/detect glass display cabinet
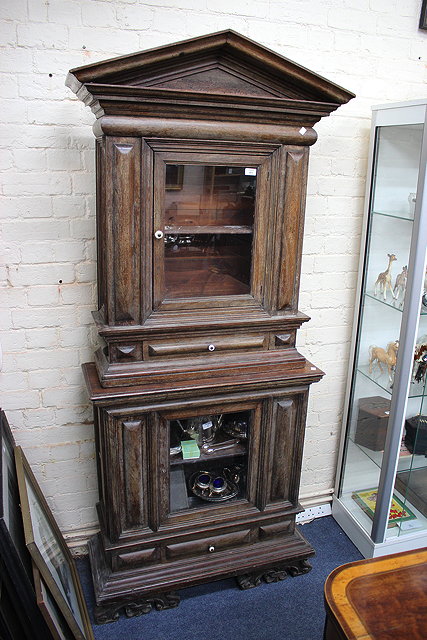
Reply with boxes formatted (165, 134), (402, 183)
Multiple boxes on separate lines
(67, 31), (353, 623)
(333, 99), (427, 557)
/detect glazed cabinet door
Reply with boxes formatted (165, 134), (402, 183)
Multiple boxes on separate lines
(154, 400), (262, 528)
(149, 140), (310, 318)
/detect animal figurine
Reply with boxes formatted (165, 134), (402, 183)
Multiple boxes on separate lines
(374, 253), (397, 301)
(368, 340), (399, 385)
(393, 265), (407, 305)
(413, 340), (427, 385)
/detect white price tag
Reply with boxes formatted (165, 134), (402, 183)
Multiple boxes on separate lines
(245, 168), (257, 176)
(202, 421), (213, 430)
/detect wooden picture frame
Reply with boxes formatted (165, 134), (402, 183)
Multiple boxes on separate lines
(14, 446), (94, 640)
(0, 410), (49, 640)
(420, 0), (427, 29)
(33, 564), (75, 640)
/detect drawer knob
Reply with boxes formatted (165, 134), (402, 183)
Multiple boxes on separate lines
(208, 545), (215, 552)
(208, 344), (216, 352)
(154, 230), (164, 239)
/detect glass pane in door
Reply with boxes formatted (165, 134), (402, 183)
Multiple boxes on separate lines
(163, 165), (256, 298)
(169, 409), (251, 513)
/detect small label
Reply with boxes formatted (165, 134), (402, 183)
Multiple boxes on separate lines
(202, 421), (213, 431)
(245, 168), (257, 176)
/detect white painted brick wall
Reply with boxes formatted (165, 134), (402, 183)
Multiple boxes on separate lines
(1, 0), (426, 542)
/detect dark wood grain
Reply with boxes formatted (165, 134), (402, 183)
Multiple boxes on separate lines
(122, 420), (145, 530)
(108, 138), (141, 324)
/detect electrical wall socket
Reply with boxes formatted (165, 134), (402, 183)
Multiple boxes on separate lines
(296, 503), (332, 523)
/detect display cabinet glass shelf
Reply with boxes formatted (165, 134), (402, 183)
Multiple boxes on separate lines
(333, 99), (427, 557)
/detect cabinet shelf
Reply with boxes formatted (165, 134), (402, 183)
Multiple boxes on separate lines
(350, 435), (427, 474)
(170, 442), (246, 466)
(364, 292), (427, 316)
(364, 292), (404, 312)
(357, 366), (427, 398)
(371, 210), (414, 223)
(165, 225), (253, 234)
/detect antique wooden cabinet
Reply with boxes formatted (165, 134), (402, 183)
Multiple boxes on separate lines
(67, 31), (354, 623)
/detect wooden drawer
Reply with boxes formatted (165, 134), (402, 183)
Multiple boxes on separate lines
(145, 333), (267, 359)
(259, 520), (293, 539)
(165, 529), (252, 560)
(113, 547), (159, 570)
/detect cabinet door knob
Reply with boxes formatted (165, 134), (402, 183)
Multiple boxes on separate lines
(208, 344), (216, 352)
(154, 230), (164, 239)
(208, 545), (215, 552)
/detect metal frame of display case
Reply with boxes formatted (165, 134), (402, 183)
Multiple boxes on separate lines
(333, 99), (427, 558)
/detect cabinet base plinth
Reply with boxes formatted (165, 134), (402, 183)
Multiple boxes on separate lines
(88, 528), (314, 624)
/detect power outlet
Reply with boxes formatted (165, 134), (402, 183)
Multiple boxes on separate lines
(296, 503), (332, 523)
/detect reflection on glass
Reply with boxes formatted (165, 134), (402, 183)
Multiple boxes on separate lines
(169, 410), (250, 512)
(372, 124), (423, 218)
(393, 405), (427, 538)
(163, 165), (256, 298)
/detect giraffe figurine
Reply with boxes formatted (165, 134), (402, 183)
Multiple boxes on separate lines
(374, 253), (397, 300)
(393, 265), (407, 306)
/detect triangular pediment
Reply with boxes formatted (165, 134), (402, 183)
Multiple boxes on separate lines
(66, 30), (354, 124)
(133, 65), (285, 99)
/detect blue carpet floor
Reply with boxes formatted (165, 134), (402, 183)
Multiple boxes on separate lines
(76, 516), (363, 640)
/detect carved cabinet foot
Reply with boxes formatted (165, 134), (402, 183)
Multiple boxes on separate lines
(236, 559), (312, 590)
(287, 558), (312, 577)
(94, 592), (181, 624)
(263, 567), (288, 583)
(151, 592), (180, 611)
(124, 601), (153, 618)
(94, 603), (122, 625)
(236, 572), (263, 589)
(236, 566), (288, 590)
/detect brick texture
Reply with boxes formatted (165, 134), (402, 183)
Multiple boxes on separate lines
(1, 0), (425, 544)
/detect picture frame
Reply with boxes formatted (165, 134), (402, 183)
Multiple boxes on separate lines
(15, 445), (94, 640)
(420, 0), (427, 30)
(0, 410), (49, 640)
(33, 564), (75, 640)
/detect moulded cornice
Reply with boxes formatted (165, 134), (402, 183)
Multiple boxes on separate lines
(66, 30), (354, 126)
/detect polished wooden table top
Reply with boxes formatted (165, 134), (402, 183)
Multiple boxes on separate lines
(324, 548), (427, 640)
